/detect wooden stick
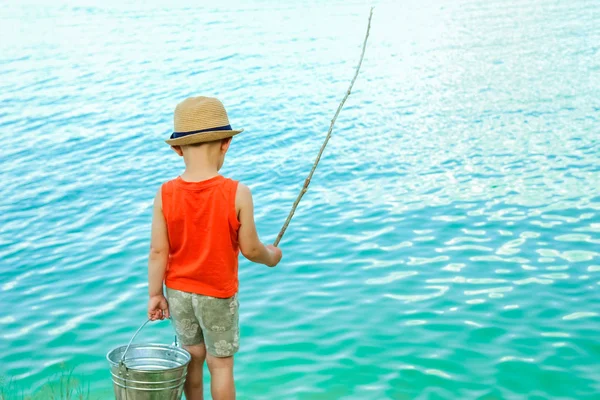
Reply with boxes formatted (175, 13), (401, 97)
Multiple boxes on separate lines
(274, 7), (374, 247)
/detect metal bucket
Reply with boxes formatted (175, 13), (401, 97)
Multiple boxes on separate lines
(107, 321), (191, 400)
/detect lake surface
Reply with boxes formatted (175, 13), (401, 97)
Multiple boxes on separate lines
(1, 0), (599, 398)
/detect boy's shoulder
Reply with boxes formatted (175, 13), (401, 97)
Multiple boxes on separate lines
(159, 176), (179, 192)
(234, 182), (253, 208)
(234, 180), (250, 193)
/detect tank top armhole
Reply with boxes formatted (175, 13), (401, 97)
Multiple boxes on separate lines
(160, 181), (170, 221)
(229, 180), (241, 231)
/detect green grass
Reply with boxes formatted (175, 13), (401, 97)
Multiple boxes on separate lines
(0, 369), (91, 400)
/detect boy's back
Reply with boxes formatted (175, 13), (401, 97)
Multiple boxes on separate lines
(162, 175), (240, 298)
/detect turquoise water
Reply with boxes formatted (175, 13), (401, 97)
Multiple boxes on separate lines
(1, 0), (599, 398)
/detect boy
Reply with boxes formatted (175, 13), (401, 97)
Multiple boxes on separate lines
(146, 96), (283, 400)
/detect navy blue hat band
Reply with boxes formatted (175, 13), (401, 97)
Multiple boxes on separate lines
(170, 124), (233, 140)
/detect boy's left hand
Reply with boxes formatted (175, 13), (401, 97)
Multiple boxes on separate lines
(148, 295), (170, 321)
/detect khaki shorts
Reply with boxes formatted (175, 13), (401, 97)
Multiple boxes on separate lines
(166, 287), (239, 357)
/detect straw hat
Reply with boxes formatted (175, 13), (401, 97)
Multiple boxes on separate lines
(165, 96), (243, 146)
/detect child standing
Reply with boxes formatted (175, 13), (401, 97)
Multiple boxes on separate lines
(147, 96), (283, 400)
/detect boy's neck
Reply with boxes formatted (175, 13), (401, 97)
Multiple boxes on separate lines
(179, 142), (225, 182)
(181, 154), (220, 182)
(180, 168), (219, 182)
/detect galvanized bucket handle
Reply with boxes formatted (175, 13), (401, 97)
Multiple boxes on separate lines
(116, 319), (180, 400)
(120, 319), (151, 364)
(120, 319), (178, 365)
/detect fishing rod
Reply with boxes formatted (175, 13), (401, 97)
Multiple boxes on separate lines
(274, 7), (374, 247)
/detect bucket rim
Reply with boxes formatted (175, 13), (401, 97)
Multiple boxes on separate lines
(106, 342), (191, 371)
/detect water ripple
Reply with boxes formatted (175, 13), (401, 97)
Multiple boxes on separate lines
(1, 0), (599, 398)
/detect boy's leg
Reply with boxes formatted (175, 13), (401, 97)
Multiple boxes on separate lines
(165, 288), (206, 400)
(207, 354), (235, 400)
(183, 344), (207, 400)
(198, 294), (240, 400)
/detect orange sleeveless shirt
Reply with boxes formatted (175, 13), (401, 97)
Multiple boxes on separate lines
(162, 175), (240, 298)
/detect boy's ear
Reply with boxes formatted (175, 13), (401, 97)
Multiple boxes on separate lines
(221, 137), (232, 152)
(171, 145), (184, 156)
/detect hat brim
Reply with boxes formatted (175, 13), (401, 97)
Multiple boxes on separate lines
(165, 129), (244, 146)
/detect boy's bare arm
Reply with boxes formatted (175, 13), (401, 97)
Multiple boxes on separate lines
(236, 183), (282, 267)
(147, 188), (170, 320)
